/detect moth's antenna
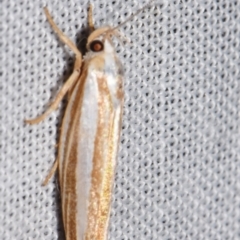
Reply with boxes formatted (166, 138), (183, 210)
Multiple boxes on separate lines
(112, 0), (155, 31)
(99, 0), (155, 42)
(88, 4), (95, 31)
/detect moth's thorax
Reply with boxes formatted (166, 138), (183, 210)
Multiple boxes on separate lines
(83, 26), (123, 76)
(83, 51), (122, 104)
(84, 37), (122, 74)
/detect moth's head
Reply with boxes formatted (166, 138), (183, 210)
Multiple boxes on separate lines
(86, 27), (117, 54)
(85, 1), (153, 54)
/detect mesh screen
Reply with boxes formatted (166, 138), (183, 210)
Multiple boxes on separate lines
(1, 0), (240, 239)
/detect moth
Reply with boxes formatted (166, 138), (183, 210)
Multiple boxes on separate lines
(25, 3), (152, 240)
(25, 5), (123, 240)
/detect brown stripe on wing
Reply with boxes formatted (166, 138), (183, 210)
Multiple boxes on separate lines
(96, 111), (116, 239)
(84, 75), (113, 240)
(96, 77), (124, 239)
(58, 68), (87, 240)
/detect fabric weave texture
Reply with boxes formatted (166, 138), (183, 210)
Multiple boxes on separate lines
(1, 0), (240, 239)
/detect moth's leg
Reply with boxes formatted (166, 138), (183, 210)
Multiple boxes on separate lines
(42, 159), (58, 186)
(24, 70), (80, 124)
(25, 8), (82, 125)
(42, 133), (60, 185)
(44, 7), (82, 71)
(88, 4), (95, 31)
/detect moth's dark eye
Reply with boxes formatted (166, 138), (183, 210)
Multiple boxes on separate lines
(89, 40), (104, 52)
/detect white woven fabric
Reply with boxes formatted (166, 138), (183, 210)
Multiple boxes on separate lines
(1, 0), (240, 239)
